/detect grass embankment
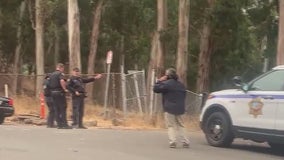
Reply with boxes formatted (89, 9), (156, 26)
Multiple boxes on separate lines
(12, 95), (200, 131)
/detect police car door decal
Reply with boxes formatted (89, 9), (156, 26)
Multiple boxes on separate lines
(248, 97), (263, 118)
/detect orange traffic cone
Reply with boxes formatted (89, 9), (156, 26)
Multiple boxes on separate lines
(40, 93), (45, 119)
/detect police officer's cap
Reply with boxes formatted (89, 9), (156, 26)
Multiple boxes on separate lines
(73, 67), (80, 72)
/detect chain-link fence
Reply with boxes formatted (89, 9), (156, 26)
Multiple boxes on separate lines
(121, 70), (203, 117)
(123, 70), (147, 115)
(0, 71), (203, 118)
(0, 74), (45, 97)
(150, 90), (202, 116)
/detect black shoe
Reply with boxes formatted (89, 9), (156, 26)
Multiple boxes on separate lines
(78, 125), (88, 129)
(169, 142), (177, 148)
(183, 142), (190, 148)
(58, 125), (72, 129)
(73, 125), (87, 129)
(47, 125), (56, 128)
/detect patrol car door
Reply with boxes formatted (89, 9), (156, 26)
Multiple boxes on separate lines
(275, 73), (284, 132)
(233, 70), (284, 131)
(275, 95), (284, 132)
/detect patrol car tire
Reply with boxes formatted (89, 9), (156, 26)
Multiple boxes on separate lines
(0, 115), (4, 125)
(205, 112), (234, 147)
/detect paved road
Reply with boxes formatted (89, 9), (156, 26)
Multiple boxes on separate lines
(0, 125), (283, 160)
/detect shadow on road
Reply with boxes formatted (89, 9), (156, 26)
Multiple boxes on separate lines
(231, 143), (284, 157)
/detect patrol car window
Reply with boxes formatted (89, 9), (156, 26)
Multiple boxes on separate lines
(250, 70), (284, 91)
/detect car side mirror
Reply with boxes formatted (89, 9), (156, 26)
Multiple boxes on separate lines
(232, 76), (249, 92)
(242, 84), (249, 92)
(232, 76), (242, 87)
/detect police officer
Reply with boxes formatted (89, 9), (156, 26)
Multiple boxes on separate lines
(49, 63), (71, 129)
(67, 67), (102, 129)
(43, 73), (55, 128)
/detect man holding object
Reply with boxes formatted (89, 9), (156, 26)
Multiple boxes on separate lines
(153, 68), (190, 148)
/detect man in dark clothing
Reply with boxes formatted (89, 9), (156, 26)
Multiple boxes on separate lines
(43, 73), (55, 128)
(153, 68), (190, 148)
(49, 63), (71, 129)
(67, 67), (102, 129)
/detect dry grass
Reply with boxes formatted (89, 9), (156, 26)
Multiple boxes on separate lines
(12, 95), (201, 131)
(14, 95), (40, 115)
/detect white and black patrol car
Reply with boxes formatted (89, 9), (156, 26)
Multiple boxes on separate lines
(200, 65), (284, 150)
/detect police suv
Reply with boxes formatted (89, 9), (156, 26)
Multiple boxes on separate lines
(200, 65), (284, 149)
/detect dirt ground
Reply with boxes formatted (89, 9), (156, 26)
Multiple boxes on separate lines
(7, 95), (200, 131)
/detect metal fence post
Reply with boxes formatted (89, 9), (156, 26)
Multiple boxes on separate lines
(4, 84), (8, 97)
(149, 69), (155, 116)
(142, 69), (147, 114)
(133, 72), (143, 116)
(104, 64), (111, 119)
(121, 65), (127, 117)
(104, 50), (113, 119)
(111, 73), (116, 118)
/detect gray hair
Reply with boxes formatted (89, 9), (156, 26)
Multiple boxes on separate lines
(165, 68), (178, 80)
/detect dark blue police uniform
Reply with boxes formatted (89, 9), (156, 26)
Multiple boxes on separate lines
(49, 70), (70, 129)
(67, 76), (95, 128)
(43, 75), (55, 128)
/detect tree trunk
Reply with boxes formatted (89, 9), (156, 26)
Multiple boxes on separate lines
(146, 32), (158, 116)
(196, 0), (214, 93)
(147, 32), (159, 95)
(54, 26), (60, 67)
(146, 0), (168, 116)
(86, 0), (105, 102)
(0, 9), (2, 56)
(176, 0), (190, 87)
(156, 0), (167, 76)
(0, 8), (1, 28)
(46, 38), (53, 56)
(35, 0), (44, 97)
(12, 0), (26, 95)
(146, 0), (168, 92)
(277, 0), (284, 65)
(68, 0), (81, 72)
(196, 25), (213, 93)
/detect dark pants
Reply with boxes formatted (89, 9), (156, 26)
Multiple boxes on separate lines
(51, 91), (68, 127)
(45, 96), (55, 127)
(72, 96), (85, 127)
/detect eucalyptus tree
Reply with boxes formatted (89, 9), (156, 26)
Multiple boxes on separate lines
(35, 0), (45, 96)
(196, 0), (215, 93)
(86, 0), (107, 101)
(147, 0), (168, 96)
(209, 0), (262, 91)
(277, 0), (284, 65)
(176, 0), (190, 86)
(12, 0), (27, 94)
(68, 0), (81, 72)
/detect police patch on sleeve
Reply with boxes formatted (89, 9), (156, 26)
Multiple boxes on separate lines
(248, 97), (263, 118)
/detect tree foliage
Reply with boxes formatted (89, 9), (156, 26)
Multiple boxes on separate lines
(0, 0), (282, 92)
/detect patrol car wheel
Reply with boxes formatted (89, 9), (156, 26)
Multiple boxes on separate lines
(0, 115), (4, 125)
(205, 112), (234, 147)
